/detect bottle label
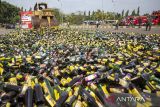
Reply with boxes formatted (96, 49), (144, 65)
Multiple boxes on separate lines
(0, 67), (4, 75)
(16, 74), (23, 80)
(156, 85), (160, 90)
(119, 79), (129, 88)
(145, 85), (151, 91)
(85, 74), (97, 81)
(82, 101), (88, 107)
(110, 88), (122, 93)
(107, 75), (115, 81)
(131, 88), (142, 98)
(54, 89), (59, 100)
(89, 91), (96, 99)
(45, 94), (56, 107)
(66, 95), (73, 103)
(81, 92), (88, 101)
(9, 77), (17, 85)
(75, 100), (82, 107)
(21, 85), (28, 94)
(6, 102), (11, 107)
(101, 85), (109, 96)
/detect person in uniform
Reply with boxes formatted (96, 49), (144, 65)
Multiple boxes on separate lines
(96, 21), (100, 28)
(138, 17), (142, 28)
(115, 20), (119, 30)
(146, 15), (152, 31)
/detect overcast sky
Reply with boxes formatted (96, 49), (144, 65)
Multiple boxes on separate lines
(2, 0), (160, 15)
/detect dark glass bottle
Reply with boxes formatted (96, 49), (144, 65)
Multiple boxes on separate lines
(80, 88), (99, 107)
(25, 86), (33, 107)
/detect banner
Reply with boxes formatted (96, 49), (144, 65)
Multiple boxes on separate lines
(20, 11), (33, 29)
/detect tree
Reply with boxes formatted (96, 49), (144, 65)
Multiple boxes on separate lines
(83, 11), (86, 21)
(70, 13), (84, 24)
(20, 7), (23, 11)
(29, 7), (32, 11)
(121, 10), (124, 17)
(137, 7), (140, 16)
(0, 1), (20, 24)
(131, 9), (136, 16)
(91, 11), (95, 20)
(52, 8), (63, 23)
(88, 11), (91, 17)
(115, 13), (121, 20)
(84, 11), (86, 16)
(125, 10), (129, 17)
(143, 13), (149, 16)
(63, 9), (118, 24)
(95, 9), (102, 20)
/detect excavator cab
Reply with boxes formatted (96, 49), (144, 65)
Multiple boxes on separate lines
(34, 3), (47, 10)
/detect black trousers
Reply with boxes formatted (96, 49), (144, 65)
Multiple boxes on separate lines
(146, 24), (151, 31)
(138, 23), (141, 28)
(115, 24), (118, 30)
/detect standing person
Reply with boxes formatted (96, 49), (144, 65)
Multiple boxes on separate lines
(138, 17), (142, 28)
(96, 20), (100, 28)
(67, 22), (70, 28)
(146, 15), (152, 31)
(115, 20), (119, 30)
(130, 18), (134, 28)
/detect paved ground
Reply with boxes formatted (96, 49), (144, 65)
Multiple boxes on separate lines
(0, 28), (13, 35)
(99, 27), (160, 34)
(0, 26), (160, 35)
(69, 26), (160, 35)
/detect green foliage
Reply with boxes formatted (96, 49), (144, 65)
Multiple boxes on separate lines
(63, 10), (117, 25)
(121, 10), (124, 17)
(143, 13), (149, 16)
(52, 8), (63, 23)
(131, 9), (136, 16)
(84, 11), (86, 16)
(0, 1), (20, 24)
(20, 7), (23, 11)
(115, 13), (122, 20)
(125, 10), (129, 17)
(88, 11), (91, 17)
(137, 7), (140, 16)
(65, 13), (84, 25)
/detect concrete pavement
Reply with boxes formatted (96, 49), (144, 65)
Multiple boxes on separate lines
(0, 28), (13, 35)
(63, 25), (160, 34)
(0, 25), (160, 35)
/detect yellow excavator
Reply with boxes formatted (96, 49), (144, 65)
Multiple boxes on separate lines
(32, 2), (59, 29)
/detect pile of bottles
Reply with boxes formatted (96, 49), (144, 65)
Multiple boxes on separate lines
(0, 29), (160, 107)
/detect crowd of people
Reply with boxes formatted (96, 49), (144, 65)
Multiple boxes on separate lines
(152, 10), (160, 16)
(114, 15), (153, 31)
(0, 29), (160, 107)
